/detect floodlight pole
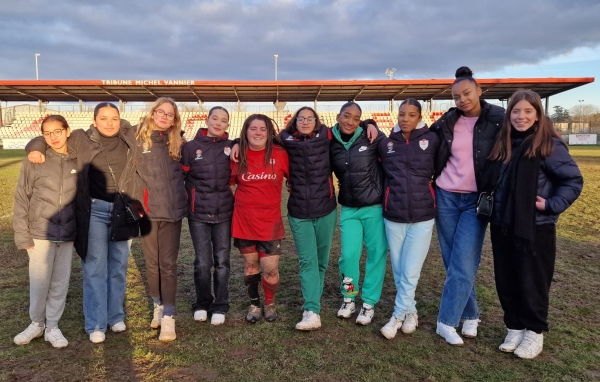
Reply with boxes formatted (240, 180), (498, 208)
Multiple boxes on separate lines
(385, 68), (396, 80)
(579, 99), (584, 126)
(274, 54), (278, 81)
(35, 53), (41, 80)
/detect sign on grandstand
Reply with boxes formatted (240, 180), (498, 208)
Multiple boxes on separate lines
(568, 134), (597, 145)
(101, 80), (196, 86)
(3, 138), (31, 150)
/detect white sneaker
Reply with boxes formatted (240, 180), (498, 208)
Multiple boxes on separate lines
(110, 321), (126, 333)
(514, 330), (543, 359)
(355, 303), (374, 325)
(337, 299), (356, 319)
(295, 310), (321, 331)
(401, 313), (419, 334)
(151, 304), (163, 328)
(380, 316), (403, 339)
(461, 319), (481, 338)
(44, 328), (68, 348)
(194, 309), (208, 322)
(159, 315), (176, 342)
(89, 331), (105, 344)
(211, 313), (226, 326)
(499, 329), (526, 353)
(436, 322), (464, 346)
(14, 322), (45, 345)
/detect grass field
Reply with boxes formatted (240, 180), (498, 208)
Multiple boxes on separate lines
(0, 147), (599, 381)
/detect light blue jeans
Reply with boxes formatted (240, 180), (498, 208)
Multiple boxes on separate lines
(384, 218), (435, 319)
(435, 187), (487, 327)
(82, 198), (131, 334)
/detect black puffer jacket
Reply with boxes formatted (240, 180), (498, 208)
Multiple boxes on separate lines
(378, 125), (439, 223)
(181, 128), (234, 223)
(492, 137), (583, 226)
(135, 130), (187, 222)
(431, 100), (504, 191)
(280, 124), (337, 219)
(26, 120), (140, 260)
(330, 125), (386, 207)
(13, 147), (78, 249)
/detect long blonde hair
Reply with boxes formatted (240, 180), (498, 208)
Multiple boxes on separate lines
(136, 97), (182, 160)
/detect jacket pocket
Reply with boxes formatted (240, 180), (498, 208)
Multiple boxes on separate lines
(191, 188), (196, 213)
(143, 188), (150, 213)
(384, 187), (390, 212)
(429, 182), (436, 208)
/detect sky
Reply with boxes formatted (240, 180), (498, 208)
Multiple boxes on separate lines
(1, 0), (600, 111)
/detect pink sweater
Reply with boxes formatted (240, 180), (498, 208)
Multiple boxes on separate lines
(436, 116), (478, 193)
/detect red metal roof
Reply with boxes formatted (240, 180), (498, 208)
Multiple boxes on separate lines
(0, 78), (593, 103)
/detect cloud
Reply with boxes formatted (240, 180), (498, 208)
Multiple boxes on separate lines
(1, 0), (600, 80)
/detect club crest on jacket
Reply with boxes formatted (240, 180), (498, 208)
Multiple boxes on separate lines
(419, 139), (429, 150)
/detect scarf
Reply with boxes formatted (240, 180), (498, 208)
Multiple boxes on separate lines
(500, 127), (539, 254)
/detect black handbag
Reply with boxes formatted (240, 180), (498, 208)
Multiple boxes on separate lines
(476, 191), (494, 218)
(101, 149), (146, 225)
(125, 199), (146, 223)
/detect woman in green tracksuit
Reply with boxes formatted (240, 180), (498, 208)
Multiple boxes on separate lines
(329, 101), (388, 326)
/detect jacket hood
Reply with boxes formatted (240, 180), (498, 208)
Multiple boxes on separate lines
(393, 120), (427, 133)
(194, 128), (229, 142)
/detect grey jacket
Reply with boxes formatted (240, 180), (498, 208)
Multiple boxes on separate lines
(13, 147), (78, 249)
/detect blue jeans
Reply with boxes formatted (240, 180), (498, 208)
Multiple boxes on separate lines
(189, 220), (231, 314)
(82, 199), (131, 334)
(384, 218), (435, 319)
(436, 187), (487, 327)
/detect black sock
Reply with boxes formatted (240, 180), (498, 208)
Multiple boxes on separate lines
(245, 273), (261, 306)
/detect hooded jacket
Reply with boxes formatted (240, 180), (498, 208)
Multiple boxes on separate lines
(13, 147), (78, 249)
(280, 124), (337, 219)
(135, 129), (187, 222)
(378, 122), (439, 223)
(181, 128), (234, 223)
(330, 124), (386, 207)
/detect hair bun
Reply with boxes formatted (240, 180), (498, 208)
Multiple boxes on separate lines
(455, 66), (473, 78)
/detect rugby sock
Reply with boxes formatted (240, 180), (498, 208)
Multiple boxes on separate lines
(245, 273), (261, 307)
(262, 278), (279, 306)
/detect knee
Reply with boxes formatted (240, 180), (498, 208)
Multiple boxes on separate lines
(245, 261), (260, 274)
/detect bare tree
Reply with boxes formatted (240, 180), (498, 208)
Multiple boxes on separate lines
(569, 103), (600, 123)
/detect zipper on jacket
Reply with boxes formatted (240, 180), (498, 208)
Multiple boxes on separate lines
(303, 145), (310, 214)
(214, 142), (220, 218)
(405, 139), (413, 222)
(58, 156), (64, 242)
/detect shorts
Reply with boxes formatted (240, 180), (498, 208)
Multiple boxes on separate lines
(233, 238), (282, 256)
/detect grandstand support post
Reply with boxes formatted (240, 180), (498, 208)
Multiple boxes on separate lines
(545, 97), (549, 114)
(198, 100), (203, 112)
(314, 99), (317, 111)
(0, 101), (3, 127)
(119, 100), (125, 113)
(79, 100), (83, 112)
(429, 98), (433, 112)
(389, 99), (394, 113)
(38, 100), (43, 113)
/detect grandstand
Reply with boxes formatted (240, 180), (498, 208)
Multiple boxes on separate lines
(0, 78), (594, 143)
(0, 110), (420, 141)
